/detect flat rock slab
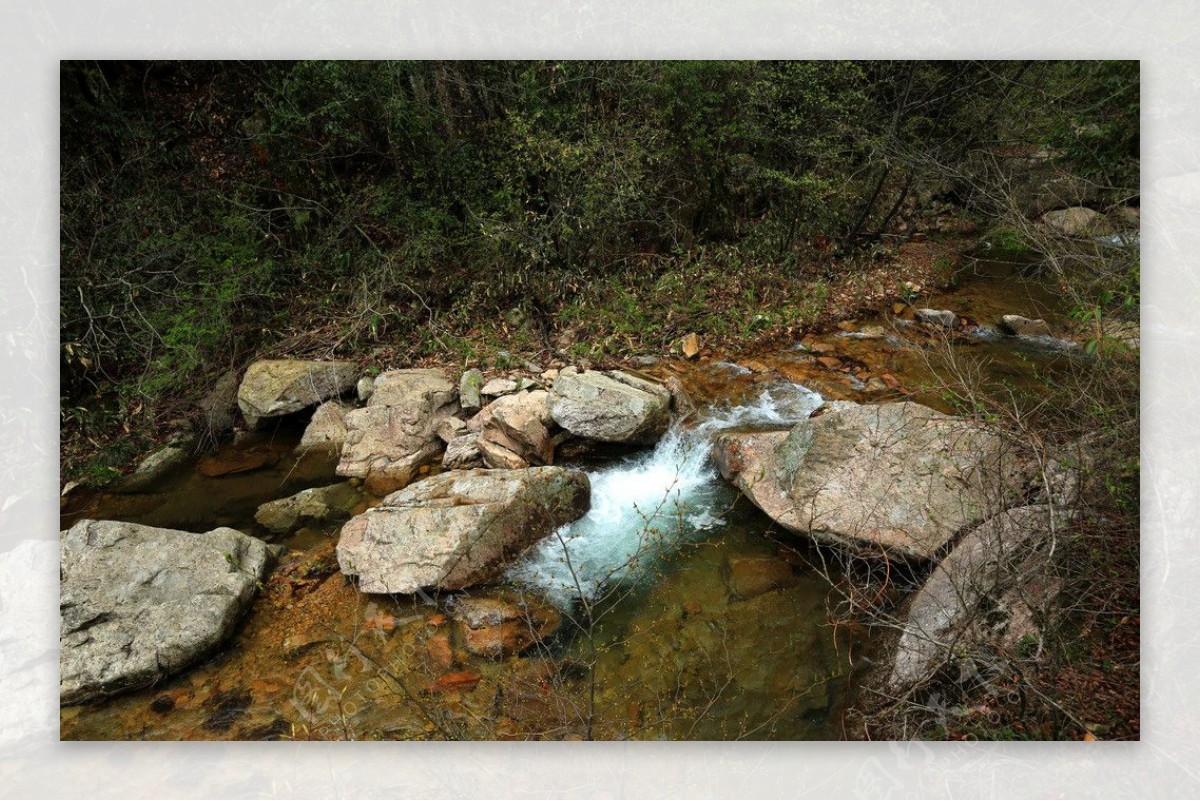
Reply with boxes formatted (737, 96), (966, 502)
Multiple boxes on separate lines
(549, 368), (671, 444)
(237, 359), (358, 426)
(337, 466), (590, 594)
(60, 520), (269, 705)
(714, 401), (1026, 561)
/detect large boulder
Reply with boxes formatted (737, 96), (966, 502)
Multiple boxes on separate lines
(60, 520), (270, 705)
(713, 401), (1026, 561)
(549, 368), (671, 444)
(237, 359), (358, 427)
(474, 390), (556, 469)
(336, 467), (590, 594)
(336, 369), (458, 495)
(254, 482), (362, 535)
(887, 505), (1064, 691)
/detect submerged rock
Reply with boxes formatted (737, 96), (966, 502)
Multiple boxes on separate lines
(887, 505), (1064, 690)
(336, 369), (458, 495)
(60, 520), (269, 705)
(336, 467), (590, 594)
(254, 482), (362, 535)
(549, 368), (671, 444)
(451, 592), (561, 658)
(237, 359), (358, 427)
(713, 401), (1027, 561)
(727, 556), (800, 599)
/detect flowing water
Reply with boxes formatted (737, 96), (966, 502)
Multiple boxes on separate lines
(59, 256), (1079, 741)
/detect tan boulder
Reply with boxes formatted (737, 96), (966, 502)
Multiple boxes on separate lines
(336, 369), (457, 495)
(714, 402), (1027, 561)
(336, 467), (590, 594)
(549, 368), (671, 444)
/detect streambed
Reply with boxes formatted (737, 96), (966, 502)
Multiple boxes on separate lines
(59, 256), (1079, 741)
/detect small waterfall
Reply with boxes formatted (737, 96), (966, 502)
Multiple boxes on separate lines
(506, 380), (822, 608)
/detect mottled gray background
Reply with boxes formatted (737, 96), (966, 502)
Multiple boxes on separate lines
(1, 1), (1193, 797)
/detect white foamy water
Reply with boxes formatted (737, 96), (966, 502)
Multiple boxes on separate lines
(506, 380), (822, 608)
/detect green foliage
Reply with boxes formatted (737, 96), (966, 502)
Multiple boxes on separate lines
(985, 225), (1034, 257)
(59, 59), (1139, 468)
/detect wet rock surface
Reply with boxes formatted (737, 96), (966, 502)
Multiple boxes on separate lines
(451, 592), (561, 658)
(254, 482), (362, 535)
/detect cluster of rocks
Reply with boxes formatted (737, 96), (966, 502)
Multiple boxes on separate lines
(712, 397), (1086, 692)
(910, 305), (1141, 354)
(63, 357), (679, 704)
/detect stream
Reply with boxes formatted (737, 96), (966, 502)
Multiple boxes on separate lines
(59, 255), (1082, 741)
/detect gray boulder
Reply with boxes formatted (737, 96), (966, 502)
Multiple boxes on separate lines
(254, 482), (362, 535)
(237, 359), (358, 427)
(549, 368), (671, 444)
(336, 369), (458, 495)
(887, 505), (1064, 690)
(336, 467), (590, 594)
(713, 401), (1026, 561)
(60, 520), (269, 705)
